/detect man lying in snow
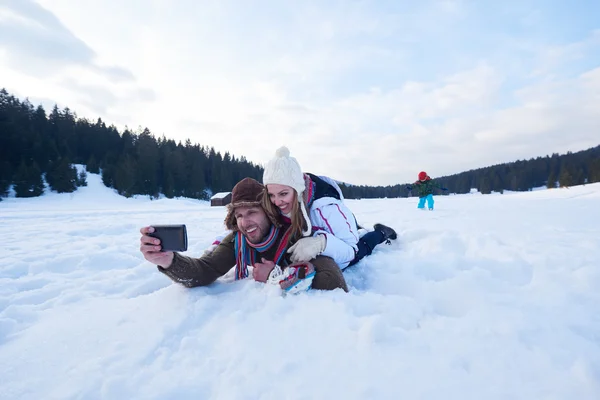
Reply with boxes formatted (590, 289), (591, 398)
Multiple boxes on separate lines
(139, 177), (348, 295)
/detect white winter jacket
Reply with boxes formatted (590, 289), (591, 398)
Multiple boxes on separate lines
(308, 175), (359, 269)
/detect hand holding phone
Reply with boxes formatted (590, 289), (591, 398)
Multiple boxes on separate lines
(148, 224), (188, 252)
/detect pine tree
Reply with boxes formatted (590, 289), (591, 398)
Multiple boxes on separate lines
(46, 158), (78, 193)
(135, 128), (160, 198)
(77, 170), (88, 187)
(101, 164), (115, 188)
(509, 174), (518, 191)
(162, 170), (175, 198)
(14, 161), (44, 197)
(186, 152), (207, 199)
(574, 168), (585, 185)
(160, 144), (186, 198)
(480, 177), (491, 194)
(547, 169), (557, 188)
(558, 165), (574, 187)
(492, 173), (503, 193)
(588, 158), (600, 183)
(114, 155), (136, 197)
(86, 155), (99, 174)
(0, 160), (12, 198)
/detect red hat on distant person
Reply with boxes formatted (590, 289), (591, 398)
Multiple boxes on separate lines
(418, 171), (428, 180)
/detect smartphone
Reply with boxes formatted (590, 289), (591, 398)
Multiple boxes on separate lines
(148, 224), (188, 252)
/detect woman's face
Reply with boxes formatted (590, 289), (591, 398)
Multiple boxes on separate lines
(267, 184), (295, 214)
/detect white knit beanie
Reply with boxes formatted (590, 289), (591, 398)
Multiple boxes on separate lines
(263, 146), (312, 236)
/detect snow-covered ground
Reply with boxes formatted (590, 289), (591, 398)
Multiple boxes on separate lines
(1, 171), (599, 400)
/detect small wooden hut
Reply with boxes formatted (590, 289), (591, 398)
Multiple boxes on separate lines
(210, 192), (232, 206)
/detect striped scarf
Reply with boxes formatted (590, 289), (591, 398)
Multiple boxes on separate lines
(234, 225), (292, 280)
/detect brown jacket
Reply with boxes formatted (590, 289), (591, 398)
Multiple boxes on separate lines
(158, 232), (348, 292)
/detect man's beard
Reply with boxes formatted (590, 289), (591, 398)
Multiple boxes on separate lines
(243, 225), (265, 244)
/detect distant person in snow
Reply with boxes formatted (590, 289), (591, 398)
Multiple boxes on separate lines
(406, 171), (448, 211)
(261, 146), (398, 271)
(140, 177), (348, 294)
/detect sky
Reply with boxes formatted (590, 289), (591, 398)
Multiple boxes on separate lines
(0, 0), (599, 185)
(1, 168), (599, 399)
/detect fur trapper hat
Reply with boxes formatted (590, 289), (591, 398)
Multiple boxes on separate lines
(224, 177), (279, 231)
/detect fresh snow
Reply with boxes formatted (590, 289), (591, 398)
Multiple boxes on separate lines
(1, 170), (599, 399)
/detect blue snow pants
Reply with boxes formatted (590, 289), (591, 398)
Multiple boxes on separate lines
(418, 194), (434, 209)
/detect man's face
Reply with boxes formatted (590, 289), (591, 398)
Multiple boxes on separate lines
(234, 205), (271, 244)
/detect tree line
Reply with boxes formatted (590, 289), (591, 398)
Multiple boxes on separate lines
(0, 88), (262, 200)
(1, 88), (599, 201)
(338, 145), (600, 199)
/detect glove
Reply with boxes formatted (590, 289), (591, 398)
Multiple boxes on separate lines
(268, 263), (316, 295)
(441, 188), (448, 191)
(406, 186), (413, 190)
(287, 235), (326, 263)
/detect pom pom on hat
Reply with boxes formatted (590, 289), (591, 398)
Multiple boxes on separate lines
(276, 146), (290, 158)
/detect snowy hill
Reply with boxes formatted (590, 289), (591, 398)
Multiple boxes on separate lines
(1, 171), (599, 399)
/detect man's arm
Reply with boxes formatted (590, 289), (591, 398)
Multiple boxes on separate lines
(159, 233), (237, 287)
(143, 229), (238, 288)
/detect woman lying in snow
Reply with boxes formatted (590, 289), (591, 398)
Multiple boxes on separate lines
(261, 146), (398, 271)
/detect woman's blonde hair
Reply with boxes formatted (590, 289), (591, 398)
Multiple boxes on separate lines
(261, 186), (309, 247)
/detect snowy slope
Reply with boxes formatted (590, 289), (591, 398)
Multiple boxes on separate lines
(1, 171), (599, 399)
